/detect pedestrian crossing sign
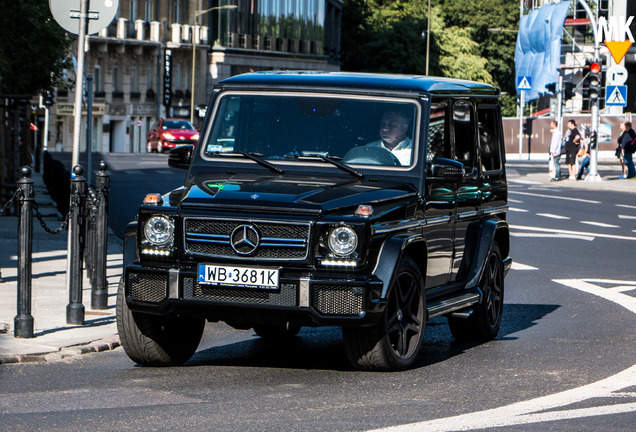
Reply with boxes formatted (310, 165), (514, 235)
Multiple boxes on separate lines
(517, 76), (532, 90)
(606, 85), (627, 106)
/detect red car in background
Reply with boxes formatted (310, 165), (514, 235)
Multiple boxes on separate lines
(146, 118), (200, 153)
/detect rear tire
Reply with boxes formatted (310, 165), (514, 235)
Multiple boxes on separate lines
(343, 257), (426, 371)
(116, 278), (204, 366)
(448, 242), (504, 341)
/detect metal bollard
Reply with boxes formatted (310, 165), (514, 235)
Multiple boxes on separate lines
(66, 165), (86, 325)
(15, 167), (34, 338)
(91, 161), (109, 309)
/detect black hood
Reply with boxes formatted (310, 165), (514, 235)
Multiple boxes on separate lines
(173, 173), (417, 215)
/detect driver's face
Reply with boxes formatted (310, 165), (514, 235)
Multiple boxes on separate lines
(379, 112), (408, 149)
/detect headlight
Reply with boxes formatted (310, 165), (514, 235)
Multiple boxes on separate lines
(328, 226), (358, 256)
(144, 215), (174, 246)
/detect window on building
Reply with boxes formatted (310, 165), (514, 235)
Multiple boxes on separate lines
(144, 0), (152, 22)
(131, 65), (138, 93)
(172, 0), (181, 24)
(94, 61), (102, 93)
(113, 61), (120, 92)
(129, 0), (138, 22)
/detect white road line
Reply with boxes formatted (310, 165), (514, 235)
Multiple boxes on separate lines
(508, 198), (524, 203)
(510, 232), (594, 241)
(537, 213), (570, 219)
(511, 262), (538, 270)
(618, 214), (636, 220)
(509, 190), (601, 204)
(508, 179), (543, 185)
(616, 204), (636, 210)
(509, 208), (528, 212)
(511, 224), (636, 242)
(580, 221), (619, 228)
(368, 278), (636, 432)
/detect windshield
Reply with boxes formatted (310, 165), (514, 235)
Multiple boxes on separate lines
(163, 120), (195, 130)
(201, 93), (419, 168)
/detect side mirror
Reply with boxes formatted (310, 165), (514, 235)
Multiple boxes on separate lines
(168, 145), (194, 170)
(429, 158), (465, 182)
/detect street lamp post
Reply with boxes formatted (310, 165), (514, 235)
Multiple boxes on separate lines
(190, 4), (238, 124)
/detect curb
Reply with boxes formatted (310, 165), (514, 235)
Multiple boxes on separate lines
(0, 336), (121, 365)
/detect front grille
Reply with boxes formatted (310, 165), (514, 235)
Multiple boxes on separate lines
(184, 281), (297, 307)
(312, 284), (364, 316)
(184, 218), (310, 261)
(128, 272), (167, 303)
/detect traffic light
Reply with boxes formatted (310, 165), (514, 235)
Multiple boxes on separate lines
(545, 83), (557, 94)
(564, 82), (575, 100)
(43, 90), (54, 106)
(589, 130), (597, 150)
(588, 60), (602, 101)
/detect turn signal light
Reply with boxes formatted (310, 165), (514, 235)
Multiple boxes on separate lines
(143, 193), (163, 205)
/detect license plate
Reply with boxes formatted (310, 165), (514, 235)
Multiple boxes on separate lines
(197, 264), (279, 290)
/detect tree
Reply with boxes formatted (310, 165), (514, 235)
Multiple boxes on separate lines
(0, 0), (71, 95)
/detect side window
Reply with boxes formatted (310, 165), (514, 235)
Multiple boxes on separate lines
(426, 101), (449, 175)
(452, 100), (476, 174)
(476, 105), (502, 172)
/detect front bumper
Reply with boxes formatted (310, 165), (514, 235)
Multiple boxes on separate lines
(124, 264), (385, 326)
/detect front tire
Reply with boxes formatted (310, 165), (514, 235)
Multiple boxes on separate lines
(448, 242), (504, 341)
(343, 257), (426, 371)
(116, 278), (204, 366)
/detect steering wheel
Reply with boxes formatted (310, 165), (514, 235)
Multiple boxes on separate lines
(342, 146), (401, 166)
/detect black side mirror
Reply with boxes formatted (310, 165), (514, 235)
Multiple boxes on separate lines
(430, 158), (465, 181)
(168, 145), (194, 170)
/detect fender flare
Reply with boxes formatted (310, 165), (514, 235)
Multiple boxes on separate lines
(123, 221), (138, 269)
(373, 234), (426, 300)
(464, 218), (510, 290)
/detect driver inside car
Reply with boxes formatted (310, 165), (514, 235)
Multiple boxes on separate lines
(365, 109), (413, 166)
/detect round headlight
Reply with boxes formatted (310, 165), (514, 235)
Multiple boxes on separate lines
(144, 215), (174, 246)
(328, 226), (358, 256)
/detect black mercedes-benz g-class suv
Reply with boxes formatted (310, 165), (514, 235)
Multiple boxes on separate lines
(117, 71), (511, 371)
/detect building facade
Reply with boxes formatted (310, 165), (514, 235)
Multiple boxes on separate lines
(50, 0), (342, 154)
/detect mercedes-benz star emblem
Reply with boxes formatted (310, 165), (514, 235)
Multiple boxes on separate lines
(230, 225), (260, 255)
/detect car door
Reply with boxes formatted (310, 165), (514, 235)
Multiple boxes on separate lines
(450, 99), (481, 283)
(423, 100), (455, 289)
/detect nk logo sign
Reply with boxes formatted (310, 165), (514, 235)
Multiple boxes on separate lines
(598, 16), (634, 64)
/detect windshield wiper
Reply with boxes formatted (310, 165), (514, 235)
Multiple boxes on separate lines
(285, 154), (363, 179)
(218, 151), (284, 175)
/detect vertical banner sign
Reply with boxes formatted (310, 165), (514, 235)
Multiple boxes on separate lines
(164, 49), (172, 107)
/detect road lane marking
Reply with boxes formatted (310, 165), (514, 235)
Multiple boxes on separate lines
(509, 190), (601, 204)
(509, 208), (528, 212)
(511, 262), (538, 270)
(580, 221), (619, 228)
(616, 204), (636, 210)
(511, 224), (636, 241)
(508, 198), (524, 203)
(618, 214), (636, 219)
(508, 179), (543, 185)
(367, 278), (636, 432)
(537, 213), (570, 219)
(510, 232), (594, 241)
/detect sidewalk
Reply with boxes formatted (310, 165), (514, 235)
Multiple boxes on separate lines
(0, 169), (123, 364)
(507, 158), (636, 193)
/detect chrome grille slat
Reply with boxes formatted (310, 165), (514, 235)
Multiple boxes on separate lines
(184, 218), (311, 261)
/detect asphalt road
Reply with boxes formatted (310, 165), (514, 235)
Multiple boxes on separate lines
(3, 154), (634, 431)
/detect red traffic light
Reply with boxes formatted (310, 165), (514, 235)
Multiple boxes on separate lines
(590, 62), (601, 74)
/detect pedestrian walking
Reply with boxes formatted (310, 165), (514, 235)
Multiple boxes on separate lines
(576, 138), (590, 180)
(549, 120), (562, 181)
(564, 119), (581, 180)
(618, 121), (636, 179)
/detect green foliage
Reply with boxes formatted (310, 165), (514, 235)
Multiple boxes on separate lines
(341, 0), (519, 115)
(0, 0), (71, 95)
